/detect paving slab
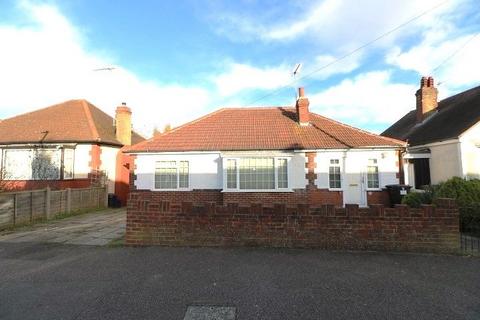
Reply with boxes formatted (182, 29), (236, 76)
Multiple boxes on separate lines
(0, 208), (125, 246)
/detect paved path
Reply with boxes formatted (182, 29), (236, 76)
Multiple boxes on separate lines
(0, 208), (125, 246)
(0, 243), (479, 320)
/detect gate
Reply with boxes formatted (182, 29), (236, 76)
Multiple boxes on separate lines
(460, 205), (480, 254)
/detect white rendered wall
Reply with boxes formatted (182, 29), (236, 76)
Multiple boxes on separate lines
(73, 144), (92, 179)
(315, 149), (399, 189)
(134, 153), (222, 190)
(428, 141), (462, 184)
(100, 146), (120, 193)
(134, 150), (399, 192)
(460, 122), (480, 180)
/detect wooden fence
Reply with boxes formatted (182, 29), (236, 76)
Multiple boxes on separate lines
(0, 186), (108, 230)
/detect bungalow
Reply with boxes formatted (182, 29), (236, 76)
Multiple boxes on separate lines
(382, 77), (480, 188)
(126, 88), (404, 206)
(0, 99), (144, 204)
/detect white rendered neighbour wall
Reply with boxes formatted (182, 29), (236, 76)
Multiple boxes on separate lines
(460, 122), (480, 180)
(100, 146), (120, 193)
(428, 141), (462, 184)
(73, 144), (92, 179)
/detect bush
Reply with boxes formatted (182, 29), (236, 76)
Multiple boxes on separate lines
(401, 177), (480, 235)
(434, 177), (480, 235)
(401, 190), (432, 208)
(434, 177), (480, 207)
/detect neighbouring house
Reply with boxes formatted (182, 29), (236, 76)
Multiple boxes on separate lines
(382, 77), (480, 188)
(0, 99), (144, 205)
(126, 88), (405, 207)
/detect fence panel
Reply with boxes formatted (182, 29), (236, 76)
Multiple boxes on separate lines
(0, 194), (14, 229)
(0, 186), (107, 230)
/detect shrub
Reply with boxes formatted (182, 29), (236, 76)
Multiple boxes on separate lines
(434, 177), (480, 235)
(434, 177), (480, 207)
(401, 191), (432, 208)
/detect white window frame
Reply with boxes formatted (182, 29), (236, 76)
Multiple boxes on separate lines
(1, 147), (75, 181)
(328, 158), (342, 191)
(366, 158), (381, 190)
(222, 157), (292, 192)
(153, 160), (191, 191)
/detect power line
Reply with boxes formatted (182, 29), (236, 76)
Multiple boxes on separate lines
(245, 0), (450, 106)
(432, 32), (479, 74)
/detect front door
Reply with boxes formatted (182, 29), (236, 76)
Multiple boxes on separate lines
(343, 158), (367, 206)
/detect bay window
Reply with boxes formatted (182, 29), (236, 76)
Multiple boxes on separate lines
(155, 160), (190, 189)
(2, 147), (75, 180)
(225, 157), (289, 190)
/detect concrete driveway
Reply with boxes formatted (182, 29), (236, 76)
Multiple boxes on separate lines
(0, 208), (125, 246)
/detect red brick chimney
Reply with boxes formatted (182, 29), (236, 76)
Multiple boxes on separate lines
(115, 102), (132, 146)
(296, 87), (310, 125)
(416, 76), (438, 123)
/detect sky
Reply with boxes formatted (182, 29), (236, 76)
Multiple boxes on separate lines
(0, 0), (479, 137)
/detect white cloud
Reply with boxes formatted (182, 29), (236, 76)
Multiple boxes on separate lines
(212, 53), (361, 98)
(212, 62), (291, 97)
(309, 71), (416, 126)
(387, 33), (480, 95)
(211, 0), (461, 48)
(0, 2), (211, 137)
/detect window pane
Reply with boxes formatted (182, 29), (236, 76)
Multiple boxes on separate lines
(329, 159), (341, 189)
(155, 161), (177, 189)
(239, 158), (275, 189)
(367, 159), (379, 188)
(3, 150), (32, 180)
(32, 149), (61, 180)
(179, 161), (189, 188)
(277, 158), (288, 188)
(226, 159), (237, 189)
(63, 148), (75, 179)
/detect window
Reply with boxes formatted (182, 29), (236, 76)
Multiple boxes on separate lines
(31, 149), (61, 180)
(2, 147), (74, 181)
(367, 159), (379, 189)
(329, 159), (341, 189)
(179, 161), (189, 188)
(225, 157), (288, 190)
(277, 158), (288, 189)
(3, 149), (32, 180)
(226, 159), (237, 189)
(63, 148), (75, 179)
(155, 160), (189, 189)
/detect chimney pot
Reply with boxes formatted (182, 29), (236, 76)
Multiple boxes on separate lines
(298, 87), (305, 98)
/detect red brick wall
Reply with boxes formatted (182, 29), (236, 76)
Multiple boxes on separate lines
(223, 190), (307, 205)
(133, 189), (224, 204)
(137, 188), (345, 207)
(367, 190), (390, 206)
(126, 194), (459, 253)
(308, 188), (343, 206)
(0, 179), (91, 191)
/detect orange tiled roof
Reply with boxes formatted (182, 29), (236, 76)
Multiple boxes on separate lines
(0, 99), (144, 146)
(128, 107), (404, 152)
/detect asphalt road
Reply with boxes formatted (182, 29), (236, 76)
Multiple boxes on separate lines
(0, 242), (479, 320)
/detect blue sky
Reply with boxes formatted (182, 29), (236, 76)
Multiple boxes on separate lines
(0, 0), (479, 136)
